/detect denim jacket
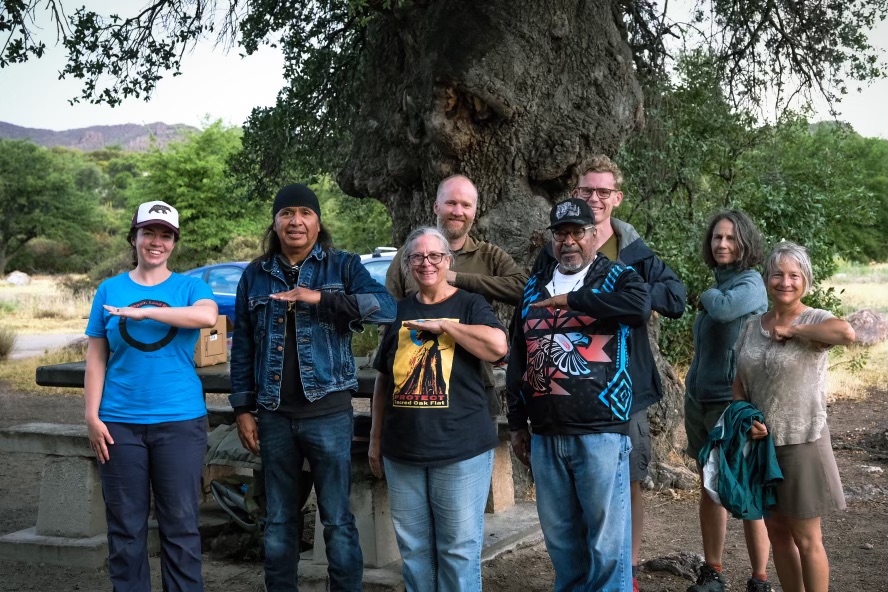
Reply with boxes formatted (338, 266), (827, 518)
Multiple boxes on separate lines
(229, 243), (396, 409)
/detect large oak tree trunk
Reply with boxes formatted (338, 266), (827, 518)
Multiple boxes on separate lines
(339, 0), (684, 482)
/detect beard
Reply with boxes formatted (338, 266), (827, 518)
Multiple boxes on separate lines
(438, 217), (473, 241)
(558, 248), (590, 272)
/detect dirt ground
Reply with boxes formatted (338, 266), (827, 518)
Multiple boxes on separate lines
(0, 386), (885, 591)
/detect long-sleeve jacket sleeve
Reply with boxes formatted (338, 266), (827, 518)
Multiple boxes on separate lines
(700, 271), (767, 323)
(641, 256), (686, 319)
(566, 267), (652, 327)
(229, 271), (257, 410)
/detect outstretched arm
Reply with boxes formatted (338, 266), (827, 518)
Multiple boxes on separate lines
(104, 299), (218, 328)
(773, 317), (855, 346)
(402, 319), (508, 362)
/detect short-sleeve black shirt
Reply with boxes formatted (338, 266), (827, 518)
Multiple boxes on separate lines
(373, 289), (504, 466)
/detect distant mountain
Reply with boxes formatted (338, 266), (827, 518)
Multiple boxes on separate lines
(0, 121), (199, 152)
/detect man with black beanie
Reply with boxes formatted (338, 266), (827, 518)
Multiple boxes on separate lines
(230, 183), (396, 591)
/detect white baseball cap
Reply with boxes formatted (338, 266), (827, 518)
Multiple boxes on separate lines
(132, 201), (179, 236)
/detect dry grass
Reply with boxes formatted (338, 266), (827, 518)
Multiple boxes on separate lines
(0, 326), (16, 359)
(0, 340), (86, 396)
(827, 340), (888, 403)
(824, 261), (888, 400)
(0, 275), (92, 334)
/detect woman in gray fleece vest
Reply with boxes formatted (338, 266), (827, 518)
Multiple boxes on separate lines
(685, 210), (773, 592)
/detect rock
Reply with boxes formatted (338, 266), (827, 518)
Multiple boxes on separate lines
(5, 271), (30, 286)
(846, 309), (888, 345)
(861, 542), (874, 550)
(650, 461), (698, 490)
(643, 551), (703, 581)
(843, 483), (888, 503)
(862, 465), (885, 474)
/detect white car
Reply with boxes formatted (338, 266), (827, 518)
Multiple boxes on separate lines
(359, 247), (397, 286)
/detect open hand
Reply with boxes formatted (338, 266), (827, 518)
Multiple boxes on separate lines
(530, 295), (570, 311)
(403, 319), (446, 334)
(104, 304), (148, 321)
(270, 287), (321, 305)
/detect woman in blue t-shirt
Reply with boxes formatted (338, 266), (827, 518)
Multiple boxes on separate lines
(84, 200), (218, 592)
(370, 227), (508, 592)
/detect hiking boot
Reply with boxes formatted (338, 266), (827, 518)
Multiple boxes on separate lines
(687, 564), (726, 592)
(746, 578), (773, 592)
(633, 577), (640, 592)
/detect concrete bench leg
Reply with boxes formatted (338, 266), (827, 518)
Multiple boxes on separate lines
(312, 472), (400, 569)
(486, 441), (515, 513)
(0, 455), (109, 568)
(38, 456), (106, 538)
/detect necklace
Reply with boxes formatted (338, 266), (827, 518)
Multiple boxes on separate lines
(552, 269), (585, 295)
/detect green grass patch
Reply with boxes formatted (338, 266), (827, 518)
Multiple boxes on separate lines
(0, 340), (86, 395)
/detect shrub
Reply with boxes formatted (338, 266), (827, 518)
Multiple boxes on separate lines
(0, 326), (16, 359)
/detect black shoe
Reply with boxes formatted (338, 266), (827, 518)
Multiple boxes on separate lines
(746, 578), (773, 592)
(687, 564), (727, 592)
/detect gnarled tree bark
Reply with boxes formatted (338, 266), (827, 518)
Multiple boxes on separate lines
(339, 0), (684, 483)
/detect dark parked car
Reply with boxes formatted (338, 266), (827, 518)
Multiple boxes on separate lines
(181, 262), (248, 321)
(183, 248), (396, 324)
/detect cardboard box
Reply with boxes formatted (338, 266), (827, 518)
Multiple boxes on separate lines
(194, 315), (230, 367)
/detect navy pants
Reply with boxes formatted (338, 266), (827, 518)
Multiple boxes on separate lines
(99, 417), (208, 592)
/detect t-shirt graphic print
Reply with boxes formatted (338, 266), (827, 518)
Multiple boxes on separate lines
(392, 319), (459, 408)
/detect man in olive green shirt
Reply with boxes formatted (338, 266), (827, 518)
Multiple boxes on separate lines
(385, 175), (526, 306)
(385, 174), (527, 415)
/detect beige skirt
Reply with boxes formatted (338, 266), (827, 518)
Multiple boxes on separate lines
(772, 425), (846, 519)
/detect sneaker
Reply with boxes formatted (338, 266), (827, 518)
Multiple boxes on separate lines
(746, 578), (772, 592)
(633, 577), (640, 592)
(687, 564), (726, 592)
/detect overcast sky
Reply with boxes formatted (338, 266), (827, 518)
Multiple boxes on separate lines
(0, 6), (885, 139)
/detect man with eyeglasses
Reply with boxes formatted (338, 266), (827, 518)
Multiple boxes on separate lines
(507, 197), (651, 590)
(230, 183), (396, 592)
(529, 155), (686, 591)
(386, 174), (527, 415)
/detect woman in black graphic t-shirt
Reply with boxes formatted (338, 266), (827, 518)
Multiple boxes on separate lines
(371, 227), (508, 592)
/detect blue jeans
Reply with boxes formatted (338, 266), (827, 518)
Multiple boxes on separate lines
(384, 450), (494, 592)
(258, 409), (362, 592)
(531, 432), (632, 592)
(99, 417), (207, 592)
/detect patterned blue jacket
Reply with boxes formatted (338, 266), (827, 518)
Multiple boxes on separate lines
(506, 253), (650, 435)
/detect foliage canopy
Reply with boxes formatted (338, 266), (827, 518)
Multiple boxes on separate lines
(2, 0), (885, 191)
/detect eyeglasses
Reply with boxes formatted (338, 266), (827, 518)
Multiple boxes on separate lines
(408, 252), (447, 266)
(573, 187), (618, 200)
(552, 225), (595, 243)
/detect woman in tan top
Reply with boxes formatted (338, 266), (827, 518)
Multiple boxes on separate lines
(733, 241), (855, 592)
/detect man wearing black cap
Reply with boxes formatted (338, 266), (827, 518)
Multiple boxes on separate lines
(230, 183), (396, 592)
(506, 198), (651, 591)
(530, 155), (687, 592)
